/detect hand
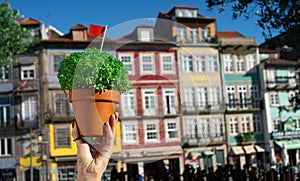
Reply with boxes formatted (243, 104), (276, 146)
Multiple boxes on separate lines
(72, 112), (118, 181)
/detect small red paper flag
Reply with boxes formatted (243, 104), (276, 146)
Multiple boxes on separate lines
(88, 24), (106, 37)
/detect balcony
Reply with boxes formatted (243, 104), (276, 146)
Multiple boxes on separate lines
(182, 102), (225, 114)
(183, 133), (225, 146)
(0, 120), (15, 129)
(226, 98), (262, 112)
(266, 76), (297, 90)
(240, 132), (256, 144)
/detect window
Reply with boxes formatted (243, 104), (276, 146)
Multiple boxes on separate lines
(142, 90), (156, 115)
(208, 55), (218, 72)
(21, 65), (35, 79)
(187, 119), (197, 139)
(121, 90), (136, 117)
(54, 93), (68, 115)
(139, 29), (151, 42)
(227, 86), (236, 110)
(202, 27), (211, 40)
(123, 122), (137, 143)
(52, 54), (65, 73)
(288, 68), (297, 87)
(182, 55), (193, 73)
(0, 66), (9, 80)
(189, 28), (199, 43)
(144, 121), (159, 142)
(238, 86), (248, 109)
(253, 115), (261, 133)
(224, 55), (233, 72)
(177, 28), (186, 41)
(241, 116), (251, 133)
(195, 55), (205, 72)
(163, 89), (176, 114)
(213, 118), (222, 137)
(197, 87), (208, 109)
(247, 54), (256, 72)
(200, 118), (210, 138)
(0, 138), (12, 156)
(0, 97), (10, 128)
(267, 68), (276, 86)
(270, 93), (279, 106)
(22, 95), (37, 121)
(140, 54), (154, 74)
(210, 87), (220, 109)
(120, 54), (134, 74)
(236, 55), (245, 72)
(55, 127), (71, 147)
(165, 121), (178, 140)
(250, 86), (259, 108)
(273, 119), (281, 132)
(230, 117), (238, 134)
(160, 54), (174, 73)
(184, 87), (195, 111)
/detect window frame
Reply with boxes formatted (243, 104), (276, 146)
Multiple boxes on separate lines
(0, 137), (12, 156)
(160, 53), (175, 74)
(142, 89), (157, 116)
(122, 121), (138, 144)
(144, 120), (159, 143)
(51, 52), (67, 75)
(121, 90), (136, 117)
(119, 53), (135, 75)
(21, 64), (35, 80)
(54, 124), (71, 148)
(165, 119), (179, 141)
(229, 117), (238, 135)
(140, 53), (155, 74)
(182, 55), (193, 73)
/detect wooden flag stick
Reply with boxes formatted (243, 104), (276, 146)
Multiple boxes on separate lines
(100, 25), (108, 52)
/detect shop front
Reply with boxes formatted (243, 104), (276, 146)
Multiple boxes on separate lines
(272, 117), (300, 166)
(0, 158), (16, 181)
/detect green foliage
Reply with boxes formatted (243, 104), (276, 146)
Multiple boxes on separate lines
(206, 0), (300, 39)
(241, 132), (256, 142)
(0, 0), (32, 69)
(57, 47), (131, 94)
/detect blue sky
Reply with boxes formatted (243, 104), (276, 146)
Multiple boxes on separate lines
(9, 0), (267, 44)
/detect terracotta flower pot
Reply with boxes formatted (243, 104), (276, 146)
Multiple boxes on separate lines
(68, 88), (120, 136)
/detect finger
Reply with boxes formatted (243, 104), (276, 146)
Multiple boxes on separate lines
(109, 112), (118, 136)
(72, 121), (84, 146)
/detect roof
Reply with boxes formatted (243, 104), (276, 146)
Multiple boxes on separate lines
(217, 31), (245, 38)
(262, 57), (299, 66)
(18, 18), (41, 25)
(70, 24), (87, 30)
(259, 48), (278, 54)
(158, 6), (215, 21)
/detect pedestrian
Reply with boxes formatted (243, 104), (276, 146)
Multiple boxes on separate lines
(110, 165), (118, 181)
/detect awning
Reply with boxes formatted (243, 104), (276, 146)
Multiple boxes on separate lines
(190, 151), (202, 157)
(203, 150), (214, 155)
(275, 139), (300, 150)
(255, 145), (265, 152)
(243, 145), (256, 154)
(231, 146), (244, 155)
(0, 158), (16, 169)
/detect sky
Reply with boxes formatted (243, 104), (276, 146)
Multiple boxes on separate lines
(8, 0), (267, 44)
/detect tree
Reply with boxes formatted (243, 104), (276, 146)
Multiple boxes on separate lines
(0, 0), (32, 72)
(205, 0), (300, 40)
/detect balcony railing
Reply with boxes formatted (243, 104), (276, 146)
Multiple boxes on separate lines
(226, 98), (262, 111)
(182, 101), (225, 113)
(266, 76), (297, 90)
(183, 133), (225, 145)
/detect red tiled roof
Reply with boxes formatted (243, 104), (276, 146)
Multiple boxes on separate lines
(18, 18), (41, 25)
(71, 24), (87, 30)
(217, 31), (245, 38)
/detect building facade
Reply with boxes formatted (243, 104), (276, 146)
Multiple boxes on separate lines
(156, 6), (227, 173)
(117, 25), (182, 181)
(218, 32), (266, 170)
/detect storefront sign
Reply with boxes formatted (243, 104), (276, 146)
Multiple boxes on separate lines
(272, 130), (300, 139)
